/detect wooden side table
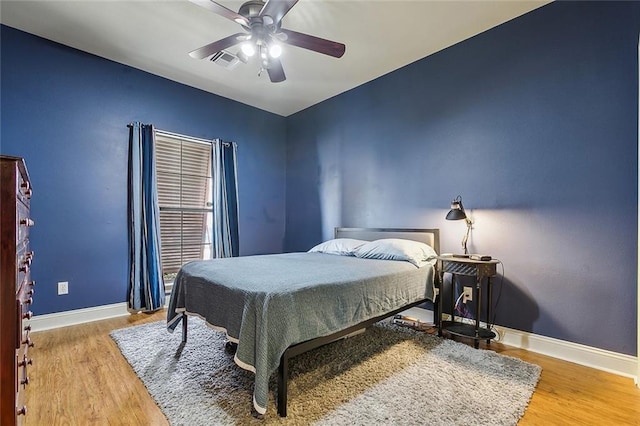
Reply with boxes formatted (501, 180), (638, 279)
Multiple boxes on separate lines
(437, 256), (499, 348)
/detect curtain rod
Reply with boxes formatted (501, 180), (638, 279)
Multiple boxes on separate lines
(127, 123), (233, 147)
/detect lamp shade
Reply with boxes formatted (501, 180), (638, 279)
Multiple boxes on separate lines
(446, 196), (467, 220)
(446, 207), (467, 220)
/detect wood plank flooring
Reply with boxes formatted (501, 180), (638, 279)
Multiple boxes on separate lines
(23, 309), (639, 425)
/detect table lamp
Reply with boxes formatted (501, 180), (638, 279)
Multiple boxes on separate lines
(446, 195), (472, 255)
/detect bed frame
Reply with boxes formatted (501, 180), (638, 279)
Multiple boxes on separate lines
(278, 228), (440, 416)
(180, 227), (440, 417)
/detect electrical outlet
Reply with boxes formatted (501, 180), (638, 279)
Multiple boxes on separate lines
(57, 281), (69, 295)
(462, 286), (473, 303)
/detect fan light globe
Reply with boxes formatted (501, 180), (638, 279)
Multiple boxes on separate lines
(241, 42), (255, 57)
(269, 44), (282, 58)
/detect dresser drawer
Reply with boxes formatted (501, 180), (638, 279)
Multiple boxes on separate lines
(18, 322), (33, 358)
(17, 202), (32, 244)
(17, 174), (32, 207)
(16, 248), (33, 292)
(15, 279), (34, 353)
(17, 279), (35, 306)
(17, 306), (33, 405)
(16, 346), (29, 424)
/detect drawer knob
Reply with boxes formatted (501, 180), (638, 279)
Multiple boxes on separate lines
(20, 218), (35, 227)
(22, 337), (34, 347)
(17, 406), (27, 416)
(18, 356), (33, 367)
(25, 297), (33, 305)
(19, 264), (29, 273)
(29, 280), (36, 287)
(28, 288), (35, 296)
(21, 181), (32, 198)
(20, 376), (29, 386)
(23, 311), (33, 320)
(26, 251), (34, 260)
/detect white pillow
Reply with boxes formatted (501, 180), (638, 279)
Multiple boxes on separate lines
(353, 238), (438, 268)
(308, 238), (367, 256)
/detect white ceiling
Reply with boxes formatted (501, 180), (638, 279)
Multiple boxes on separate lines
(1, 0), (549, 117)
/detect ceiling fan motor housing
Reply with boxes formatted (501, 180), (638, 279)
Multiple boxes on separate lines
(239, 0), (279, 35)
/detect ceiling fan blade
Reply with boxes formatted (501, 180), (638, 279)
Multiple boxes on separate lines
(189, 33), (246, 59)
(259, 0), (299, 26)
(279, 29), (345, 58)
(267, 57), (286, 83)
(189, 0), (250, 26)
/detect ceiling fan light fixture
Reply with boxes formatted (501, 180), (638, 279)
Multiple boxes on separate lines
(269, 43), (282, 58)
(188, 0), (346, 83)
(241, 42), (255, 57)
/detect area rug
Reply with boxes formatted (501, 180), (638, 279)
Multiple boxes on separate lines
(110, 319), (541, 425)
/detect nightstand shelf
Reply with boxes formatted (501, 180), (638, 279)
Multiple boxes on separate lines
(439, 321), (496, 340)
(436, 256), (500, 348)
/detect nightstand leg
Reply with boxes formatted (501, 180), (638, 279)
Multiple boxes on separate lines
(474, 277), (481, 349)
(436, 267), (444, 337)
(486, 277), (493, 345)
(451, 273), (457, 324)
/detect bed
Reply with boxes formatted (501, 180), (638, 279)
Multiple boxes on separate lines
(166, 227), (440, 417)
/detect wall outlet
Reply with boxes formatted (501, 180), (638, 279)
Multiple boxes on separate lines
(57, 281), (69, 295)
(462, 286), (473, 303)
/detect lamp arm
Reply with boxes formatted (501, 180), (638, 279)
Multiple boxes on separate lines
(462, 218), (472, 255)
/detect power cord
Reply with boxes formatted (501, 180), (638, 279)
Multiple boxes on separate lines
(453, 291), (465, 314)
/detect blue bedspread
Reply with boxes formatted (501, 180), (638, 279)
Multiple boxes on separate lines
(167, 252), (434, 414)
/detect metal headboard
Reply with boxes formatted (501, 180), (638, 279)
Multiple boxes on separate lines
(334, 227), (440, 255)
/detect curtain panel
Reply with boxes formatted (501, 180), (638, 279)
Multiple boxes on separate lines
(127, 122), (165, 312)
(212, 140), (239, 258)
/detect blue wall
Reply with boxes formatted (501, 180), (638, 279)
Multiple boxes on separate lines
(285, 2), (639, 355)
(1, 26), (287, 315)
(2, 1), (638, 357)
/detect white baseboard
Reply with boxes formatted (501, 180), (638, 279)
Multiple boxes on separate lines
(406, 307), (637, 380)
(28, 304), (638, 381)
(29, 297), (172, 333)
(494, 324), (638, 380)
(27, 302), (131, 332)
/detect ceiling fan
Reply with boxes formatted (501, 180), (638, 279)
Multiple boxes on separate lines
(188, 0), (346, 83)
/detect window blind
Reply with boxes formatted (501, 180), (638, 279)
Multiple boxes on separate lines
(155, 134), (212, 278)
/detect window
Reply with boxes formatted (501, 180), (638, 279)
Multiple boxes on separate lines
(155, 132), (213, 287)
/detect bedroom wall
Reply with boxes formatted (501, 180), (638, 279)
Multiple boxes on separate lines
(285, 1), (640, 356)
(1, 25), (287, 316)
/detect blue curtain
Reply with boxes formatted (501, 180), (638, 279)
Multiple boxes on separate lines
(127, 122), (165, 312)
(211, 140), (239, 258)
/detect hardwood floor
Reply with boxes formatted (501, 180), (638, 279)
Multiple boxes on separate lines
(24, 310), (639, 425)
(25, 311), (169, 426)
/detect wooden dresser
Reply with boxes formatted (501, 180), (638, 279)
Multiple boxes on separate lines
(1, 155), (35, 425)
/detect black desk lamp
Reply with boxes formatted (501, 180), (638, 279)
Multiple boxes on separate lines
(446, 195), (472, 255)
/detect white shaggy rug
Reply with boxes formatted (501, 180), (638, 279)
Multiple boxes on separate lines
(111, 319), (541, 425)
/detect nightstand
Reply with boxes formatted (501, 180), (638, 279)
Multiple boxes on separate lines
(436, 256), (499, 348)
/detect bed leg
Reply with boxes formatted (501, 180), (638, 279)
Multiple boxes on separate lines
(277, 352), (289, 417)
(181, 315), (188, 344)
